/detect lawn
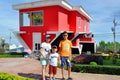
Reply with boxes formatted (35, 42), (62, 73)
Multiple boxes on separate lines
(0, 53), (23, 58)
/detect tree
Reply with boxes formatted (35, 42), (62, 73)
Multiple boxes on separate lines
(96, 41), (120, 53)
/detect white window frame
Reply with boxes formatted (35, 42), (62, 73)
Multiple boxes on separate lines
(20, 10), (44, 26)
(20, 12), (30, 26)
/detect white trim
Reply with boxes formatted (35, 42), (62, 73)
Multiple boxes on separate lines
(14, 31), (26, 34)
(73, 6), (92, 20)
(13, 0), (72, 11)
(12, 0), (92, 20)
(13, 31), (30, 50)
(61, 0), (72, 10)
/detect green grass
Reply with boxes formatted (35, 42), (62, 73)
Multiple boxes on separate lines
(0, 72), (34, 80)
(0, 54), (23, 58)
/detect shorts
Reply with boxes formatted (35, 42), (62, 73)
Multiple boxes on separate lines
(49, 65), (57, 75)
(61, 56), (71, 68)
(40, 57), (48, 65)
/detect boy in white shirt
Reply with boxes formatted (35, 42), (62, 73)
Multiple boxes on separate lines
(48, 45), (61, 80)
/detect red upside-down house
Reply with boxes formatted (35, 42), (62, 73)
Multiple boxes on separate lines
(12, 0), (96, 54)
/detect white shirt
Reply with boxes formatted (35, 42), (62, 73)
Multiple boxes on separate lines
(40, 42), (51, 58)
(49, 53), (59, 66)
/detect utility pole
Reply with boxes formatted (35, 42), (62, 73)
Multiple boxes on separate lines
(112, 18), (117, 54)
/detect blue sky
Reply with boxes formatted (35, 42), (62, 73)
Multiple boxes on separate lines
(0, 0), (120, 45)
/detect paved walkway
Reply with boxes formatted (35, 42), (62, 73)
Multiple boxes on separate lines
(0, 58), (120, 80)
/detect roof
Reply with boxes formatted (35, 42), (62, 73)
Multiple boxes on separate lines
(12, 0), (92, 20)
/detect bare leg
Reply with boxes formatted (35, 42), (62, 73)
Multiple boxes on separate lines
(49, 74), (52, 79)
(61, 68), (64, 78)
(53, 73), (56, 78)
(42, 65), (46, 80)
(68, 66), (71, 78)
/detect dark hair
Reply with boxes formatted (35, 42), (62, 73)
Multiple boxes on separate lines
(52, 45), (57, 49)
(62, 31), (68, 35)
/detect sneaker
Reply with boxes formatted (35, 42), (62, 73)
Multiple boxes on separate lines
(52, 77), (56, 80)
(67, 77), (73, 80)
(61, 78), (65, 80)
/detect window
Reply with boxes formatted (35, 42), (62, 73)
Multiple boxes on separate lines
(20, 13), (30, 26)
(84, 20), (86, 32)
(77, 17), (81, 28)
(20, 11), (43, 26)
(35, 43), (40, 51)
(32, 11), (43, 26)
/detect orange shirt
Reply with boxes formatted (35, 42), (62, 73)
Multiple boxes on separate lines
(59, 39), (72, 56)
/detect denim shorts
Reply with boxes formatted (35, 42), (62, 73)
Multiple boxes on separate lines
(61, 56), (71, 68)
(40, 57), (48, 65)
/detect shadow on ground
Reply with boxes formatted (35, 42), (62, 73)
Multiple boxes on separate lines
(18, 73), (61, 80)
(18, 73), (42, 80)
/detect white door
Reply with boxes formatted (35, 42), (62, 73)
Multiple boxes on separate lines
(33, 32), (41, 51)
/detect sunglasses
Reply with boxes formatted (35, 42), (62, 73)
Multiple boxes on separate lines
(63, 35), (68, 36)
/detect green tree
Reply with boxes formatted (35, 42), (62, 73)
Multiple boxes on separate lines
(97, 41), (120, 53)
(97, 41), (106, 51)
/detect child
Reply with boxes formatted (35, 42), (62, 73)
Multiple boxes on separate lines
(48, 45), (61, 80)
(59, 31), (72, 80)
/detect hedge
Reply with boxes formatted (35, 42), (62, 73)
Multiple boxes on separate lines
(72, 64), (120, 75)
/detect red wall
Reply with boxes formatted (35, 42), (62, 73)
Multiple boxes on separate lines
(20, 32), (32, 49)
(58, 6), (69, 31)
(69, 11), (76, 31)
(69, 11), (90, 33)
(80, 37), (95, 42)
(76, 12), (90, 33)
(86, 20), (90, 33)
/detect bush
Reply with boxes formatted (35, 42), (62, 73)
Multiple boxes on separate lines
(0, 72), (33, 80)
(73, 55), (102, 65)
(71, 64), (120, 75)
(89, 62), (97, 65)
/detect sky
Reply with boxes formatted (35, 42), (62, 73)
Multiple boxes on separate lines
(0, 0), (120, 45)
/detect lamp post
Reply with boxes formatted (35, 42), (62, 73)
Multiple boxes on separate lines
(1, 36), (5, 49)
